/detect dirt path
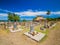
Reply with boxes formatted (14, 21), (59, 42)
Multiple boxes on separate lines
(39, 22), (60, 45)
(0, 22), (60, 45)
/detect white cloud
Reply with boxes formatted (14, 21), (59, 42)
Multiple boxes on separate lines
(0, 9), (60, 17)
(15, 10), (60, 16)
(51, 11), (60, 14)
(15, 10), (47, 16)
(0, 13), (8, 16)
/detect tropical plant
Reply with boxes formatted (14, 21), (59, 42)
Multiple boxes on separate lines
(8, 13), (20, 29)
(46, 18), (56, 21)
(8, 13), (20, 22)
(8, 13), (14, 21)
(46, 10), (51, 22)
(22, 19), (26, 22)
(46, 10), (50, 15)
(13, 14), (20, 22)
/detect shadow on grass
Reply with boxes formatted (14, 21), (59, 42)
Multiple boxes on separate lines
(41, 29), (49, 34)
(38, 35), (48, 43)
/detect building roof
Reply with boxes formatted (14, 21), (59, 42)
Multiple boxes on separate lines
(35, 16), (46, 21)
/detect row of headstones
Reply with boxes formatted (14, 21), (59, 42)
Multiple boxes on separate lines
(0, 22), (18, 29)
(40, 21), (56, 30)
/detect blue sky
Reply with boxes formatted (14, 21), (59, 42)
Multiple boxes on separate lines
(0, 0), (60, 20)
(0, 0), (60, 11)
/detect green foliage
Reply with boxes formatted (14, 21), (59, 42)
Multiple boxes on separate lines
(46, 17), (60, 21)
(46, 10), (50, 15)
(6, 29), (10, 33)
(13, 14), (20, 21)
(8, 13), (20, 22)
(57, 17), (60, 21)
(46, 18), (56, 21)
(33, 17), (36, 21)
(22, 19), (27, 22)
(8, 13), (14, 21)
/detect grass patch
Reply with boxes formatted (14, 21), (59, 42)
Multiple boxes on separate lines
(39, 35), (48, 43)
(20, 26), (25, 29)
(20, 26), (30, 32)
(34, 25), (40, 32)
(41, 29), (49, 34)
(5, 29), (10, 33)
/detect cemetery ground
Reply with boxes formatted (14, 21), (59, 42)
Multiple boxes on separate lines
(0, 22), (60, 45)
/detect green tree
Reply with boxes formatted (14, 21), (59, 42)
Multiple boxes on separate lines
(46, 10), (50, 15)
(56, 17), (60, 21)
(22, 19), (26, 22)
(13, 14), (20, 22)
(33, 17), (37, 21)
(8, 13), (20, 22)
(8, 13), (14, 21)
(46, 10), (51, 22)
(8, 13), (20, 29)
(46, 18), (56, 21)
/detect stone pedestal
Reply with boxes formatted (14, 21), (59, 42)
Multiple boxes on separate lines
(13, 22), (17, 30)
(29, 25), (34, 33)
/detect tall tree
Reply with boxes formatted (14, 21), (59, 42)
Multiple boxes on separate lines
(8, 13), (20, 22)
(13, 14), (20, 22)
(46, 10), (50, 15)
(44, 10), (51, 28)
(8, 13), (14, 21)
(46, 10), (51, 22)
(8, 13), (20, 29)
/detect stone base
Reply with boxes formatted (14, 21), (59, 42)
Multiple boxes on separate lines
(24, 32), (46, 42)
(9, 28), (22, 32)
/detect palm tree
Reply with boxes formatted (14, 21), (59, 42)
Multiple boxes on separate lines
(8, 13), (14, 21)
(46, 10), (50, 15)
(46, 10), (51, 21)
(8, 13), (14, 27)
(8, 13), (20, 29)
(13, 14), (20, 22)
(44, 10), (51, 28)
(13, 14), (20, 29)
(8, 13), (20, 22)
(46, 10), (50, 20)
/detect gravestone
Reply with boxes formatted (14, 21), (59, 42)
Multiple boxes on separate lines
(29, 24), (34, 33)
(44, 21), (48, 28)
(25, 23), (28, 27)
(14, 22), (17, 30)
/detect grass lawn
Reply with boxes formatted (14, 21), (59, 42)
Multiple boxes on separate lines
(20, 24), (50, 35)
(0, 22), (60, 45)
(4, 22), (58, 42)
(34, 25), (49, 34)
(5, 29), (10, 33)
(0, 29), (8, 36)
